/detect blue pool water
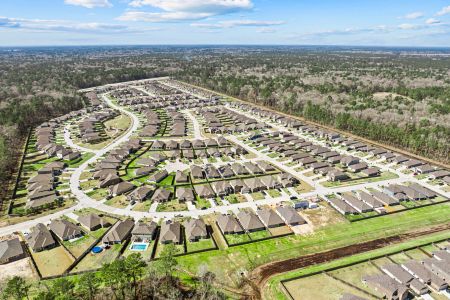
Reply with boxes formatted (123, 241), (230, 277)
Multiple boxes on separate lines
(130, 243), (147, 251)
(92, 246), (103, 254)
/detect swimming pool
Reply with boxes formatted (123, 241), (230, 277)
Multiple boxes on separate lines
(91, 246), (103, 254)
(130, 243), (148, 251)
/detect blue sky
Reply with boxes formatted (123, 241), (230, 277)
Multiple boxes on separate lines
(1, 0), (450, 46)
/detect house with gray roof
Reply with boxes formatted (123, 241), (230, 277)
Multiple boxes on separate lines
(211, 181), (233, 197)
(174, 187), (193, 202)
(109, 181), (135, 197)
(152, 188), (172, 202)
(102, 219), (134, 245)
(78, 213), (111, 231)
(276, 206), (306, 226)
(127, 186), (153, 202)
(184, 219), (208, 241)
(0, 238), (25, 264)
(49, 219), (83, 241)
(26, 223), (56, 252)
(132, 221), (157, 242)
(237, 211), (265, 232)
(216, 214), (244, 234)
(148, 170), (169, 184)
(194, 184), (215, 199)
(256, 208), (285, 228)
(160, 220), (182, 244)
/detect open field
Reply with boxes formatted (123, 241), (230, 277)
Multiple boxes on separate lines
(265, 229), (450, 300)
(31, 246), (74, 277)
(177, 203), (450, 290)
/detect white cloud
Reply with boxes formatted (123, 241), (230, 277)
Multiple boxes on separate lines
(0, 16), (156, 34)
(118, 0), (253, 22)
(426, 18), (441, 25)
(117, 11), (212, 22)
(191, 19), (284, 29)
(64, 0), (112, 8)
(400, 11), (424, 19)
(257, 28), (275, 34)
(398, 23), (421, 30)
(436, 6), (450, 16)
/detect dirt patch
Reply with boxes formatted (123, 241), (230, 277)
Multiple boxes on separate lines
(0, 258), (37, 282)
(248, 223), (450, 299)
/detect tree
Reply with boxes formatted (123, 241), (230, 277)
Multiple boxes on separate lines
(1, 276), (31, 300)
(50, 278), (75, 299)
(76, 272), (99, 300)
(154, 243), (178, 278)
(99, 258), (128, 300)
(124, 253), (147, 300)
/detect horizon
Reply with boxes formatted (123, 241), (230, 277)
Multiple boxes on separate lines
(1, 0), (450, 46)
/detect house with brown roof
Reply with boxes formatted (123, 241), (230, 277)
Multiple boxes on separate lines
(276, 206), (306, 226)
(127, 186), (153, 203)
(184, 219), (208, 241)
(256, 208), (284, 228)
(26, 223), (57, 252)
(109, 181), (135, 197)
(49, 219), (83, 241)
(152, 188), (172, 202)
(102, 219), (135, 245)
(175, 171), (189, 183)
(78, 213), (111, 231)
(237, 211), (265, 232)
(216, 214), (244, 234)
(194, 184), (215, 199)
(176, 187), (195, 202)
(160, 220), (182, 244)
(148, 170), (169, 184)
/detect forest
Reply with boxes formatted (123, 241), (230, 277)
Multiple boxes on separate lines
(1, 45), (449, 202)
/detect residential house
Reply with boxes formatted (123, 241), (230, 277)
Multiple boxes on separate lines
(184, 219), (208, 241)
(49, 219), (83, 241)
(216, 214), (244, 234)
(276, 206), (306, 225)
(131, 221), (157, 242)
(160, 221), (182, 244)
(0, 238), (25, 264)
(78, 213), (111, 231)
(256, 208), (285, 228)
(26, 223), (56, 252)
(102, 219), (135, 245)
(236, 211), (265, 232)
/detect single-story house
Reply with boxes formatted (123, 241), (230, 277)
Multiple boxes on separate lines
(102, 219), (135, 245)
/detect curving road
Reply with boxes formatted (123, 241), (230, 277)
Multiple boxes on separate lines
(1, 86), (449, 237)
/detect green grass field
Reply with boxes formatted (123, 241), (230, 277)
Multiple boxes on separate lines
(177, 203), (450, 290)
(264, 229), (450, 300)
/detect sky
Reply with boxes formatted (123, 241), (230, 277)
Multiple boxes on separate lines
(1, 0), (450, 46)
